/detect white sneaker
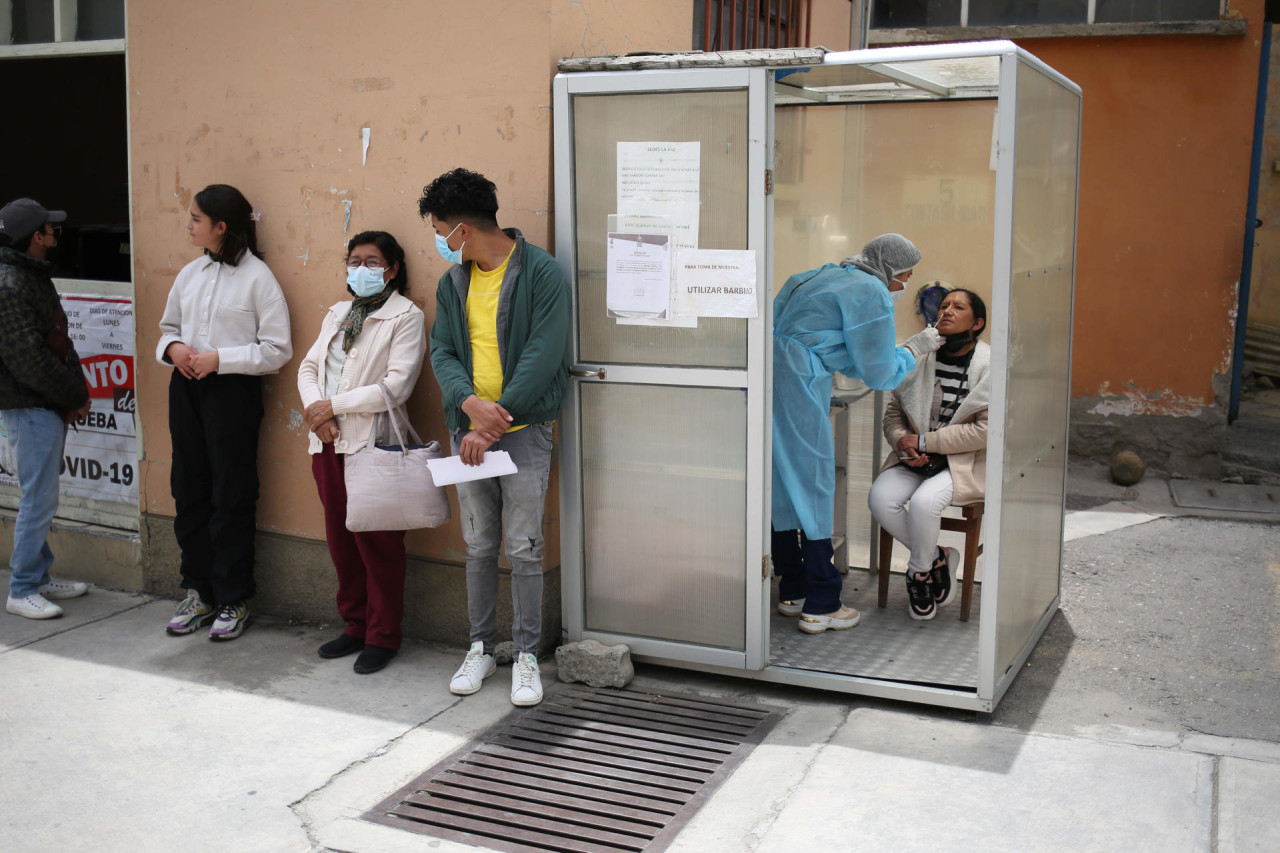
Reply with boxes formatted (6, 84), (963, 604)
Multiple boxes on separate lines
(777, 597), (805, 617)
(6, 593), (64, 620)
(798, 605), (861, 635)
(449, 641), (496, 695)
(38, 580), (89, 600)
(511, 652), (544, 707)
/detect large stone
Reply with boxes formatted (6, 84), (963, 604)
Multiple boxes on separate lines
(555, 639), (634, 688)
(494, 641), (517, 665)
(1110, 449), (1146, 485)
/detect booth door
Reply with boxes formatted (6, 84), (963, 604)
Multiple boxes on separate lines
(554, 68), (772, 670)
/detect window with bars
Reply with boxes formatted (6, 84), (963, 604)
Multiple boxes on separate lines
(2, 0), (124, 46)
(694, 0), (814, 51)
(869, 0), (1223, 28)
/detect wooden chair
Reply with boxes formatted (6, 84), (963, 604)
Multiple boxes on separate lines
(877, 502), (984, 622)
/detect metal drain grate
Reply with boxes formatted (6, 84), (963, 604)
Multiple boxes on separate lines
(363, 686), (781, 852)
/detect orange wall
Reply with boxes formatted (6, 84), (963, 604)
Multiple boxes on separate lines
(128, 1), (693, 560)
(1019, 8), (1263, 415)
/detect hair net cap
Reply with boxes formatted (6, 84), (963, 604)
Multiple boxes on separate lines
(840, 233), (922, 287)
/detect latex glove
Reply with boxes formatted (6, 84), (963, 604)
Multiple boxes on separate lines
(902, 327), (943, 358)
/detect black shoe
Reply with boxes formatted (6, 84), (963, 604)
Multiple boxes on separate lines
(318, 633), (364, 659)
(906, 571), (937, 621)
(353, 644), (397, 674)
(930, 546), (959, 608)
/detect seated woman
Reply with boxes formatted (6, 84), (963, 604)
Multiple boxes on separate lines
(297, 230), (426, 674)
(868, 288), (989, 621)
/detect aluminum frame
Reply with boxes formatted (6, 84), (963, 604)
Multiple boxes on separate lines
(553, 42), (1080, 712)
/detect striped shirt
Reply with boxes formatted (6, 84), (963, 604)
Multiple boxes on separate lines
(932, 349), (973, 430)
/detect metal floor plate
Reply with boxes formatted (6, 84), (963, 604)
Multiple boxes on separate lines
(363, 686), (781, 852)
(1170, 480), (1280, 513)
(769, 570), (981, 689)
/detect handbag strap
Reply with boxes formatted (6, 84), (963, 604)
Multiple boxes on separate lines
(375, 381), (424, 453)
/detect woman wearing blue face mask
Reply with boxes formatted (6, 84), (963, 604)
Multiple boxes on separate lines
(297, 231), (426, 675)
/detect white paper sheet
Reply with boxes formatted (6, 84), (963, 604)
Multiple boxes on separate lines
(672, 249), (759, 318)
(617, 141), (700, 207)
(606, 231), (672, 318)
(426, 450), (518, 486)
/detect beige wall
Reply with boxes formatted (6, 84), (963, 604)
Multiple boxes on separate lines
(128, 1), (693, 564)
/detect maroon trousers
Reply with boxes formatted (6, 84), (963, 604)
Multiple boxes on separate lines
(311, 443), (407, 649)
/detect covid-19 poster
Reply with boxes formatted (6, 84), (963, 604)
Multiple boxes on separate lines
(0, 295), (137, 505)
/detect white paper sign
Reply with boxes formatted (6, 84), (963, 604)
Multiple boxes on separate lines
(606, 232), (673, 319)
(618, 141), (700, 207)
(426, 450), (518, 486)
(0, 295), (138, 505)
(673, 249), (759, 318)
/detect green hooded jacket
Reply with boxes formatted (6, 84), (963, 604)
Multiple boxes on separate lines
(429, 229), (570, 432)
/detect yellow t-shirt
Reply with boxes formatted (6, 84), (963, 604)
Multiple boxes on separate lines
(467, 247), (525, 432)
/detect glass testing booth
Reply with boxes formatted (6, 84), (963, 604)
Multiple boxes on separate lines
(551, 41), (1081, 712)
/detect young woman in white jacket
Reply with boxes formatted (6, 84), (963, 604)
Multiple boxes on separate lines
(297, 231), (426, 674)
(869, 289), (989, 622)
(157, 184), (292, 642)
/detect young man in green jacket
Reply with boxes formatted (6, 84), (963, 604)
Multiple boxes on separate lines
(419, 169), (569, 707)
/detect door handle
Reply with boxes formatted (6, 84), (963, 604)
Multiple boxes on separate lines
(568, 365), (607, 380)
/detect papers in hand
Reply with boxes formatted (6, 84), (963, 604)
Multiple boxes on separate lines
(426, 450), (518, 486)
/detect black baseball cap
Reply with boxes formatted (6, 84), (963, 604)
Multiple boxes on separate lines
(0, 198), (68, 242)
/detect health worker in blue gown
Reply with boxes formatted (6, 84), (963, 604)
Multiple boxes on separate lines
(772, 233), (943, 635)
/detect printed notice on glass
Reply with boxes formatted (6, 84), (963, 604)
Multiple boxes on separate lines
(606, 231), (673, 319)
(673, 249), (759, 319)
(618, 141), (700, 208)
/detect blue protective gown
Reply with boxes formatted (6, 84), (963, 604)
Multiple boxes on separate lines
(772, 263), (916, 539)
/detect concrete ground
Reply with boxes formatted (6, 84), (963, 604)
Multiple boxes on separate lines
(3, 465), (1279, 852)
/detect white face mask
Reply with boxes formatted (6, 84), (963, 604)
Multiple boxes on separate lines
(890, 287), (905, 304)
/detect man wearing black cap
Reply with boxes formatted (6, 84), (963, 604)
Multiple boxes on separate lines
(0, 198), (93, 619)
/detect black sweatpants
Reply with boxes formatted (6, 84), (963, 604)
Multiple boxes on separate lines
(168, 371), (263, 607)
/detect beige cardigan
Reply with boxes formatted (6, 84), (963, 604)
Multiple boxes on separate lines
(881, 340), (990, 506)
(297, 291), (427, 455)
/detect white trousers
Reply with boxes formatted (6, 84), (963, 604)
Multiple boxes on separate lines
(868, 465), (954, 573)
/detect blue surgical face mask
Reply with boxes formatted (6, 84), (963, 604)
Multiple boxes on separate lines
(346, 265), (387, 298)
(434, 222), (464, 265)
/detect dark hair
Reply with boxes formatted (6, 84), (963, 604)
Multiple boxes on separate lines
(417, 168), (500, 228)
(0, 228), (39, 252)
(346, 230), (409, 294)
(193, 184), (261, 265)
(944, 288), (987, 338)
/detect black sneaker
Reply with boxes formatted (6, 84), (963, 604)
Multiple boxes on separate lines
(906, 572), (937, 621)
(930, 546), (959, 608)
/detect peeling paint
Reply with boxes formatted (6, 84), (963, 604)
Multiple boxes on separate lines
(1089, 387), (1211, 418)
(342, 199), (352, 232)
(288, 409), (305, 433)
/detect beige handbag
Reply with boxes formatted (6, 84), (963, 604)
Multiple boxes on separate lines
(343, 383), (450, 532)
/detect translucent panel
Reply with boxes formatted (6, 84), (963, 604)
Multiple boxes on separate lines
(1094, 0), (1220, 22)
(572, 91), (749, 368)
(996, 61), (1080, 676)
(581, 383), (747, 649)
(773, 99), (997, 349)
(967, 0), (1087, 26)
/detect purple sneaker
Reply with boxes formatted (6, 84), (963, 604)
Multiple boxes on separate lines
(208, 602), (249, 642)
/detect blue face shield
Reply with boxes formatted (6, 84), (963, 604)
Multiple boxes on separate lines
(346, 265), (387, 298)
(434, 222), (464, 265)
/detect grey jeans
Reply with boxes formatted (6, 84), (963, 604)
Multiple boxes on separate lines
(450, 422), (554, 655)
